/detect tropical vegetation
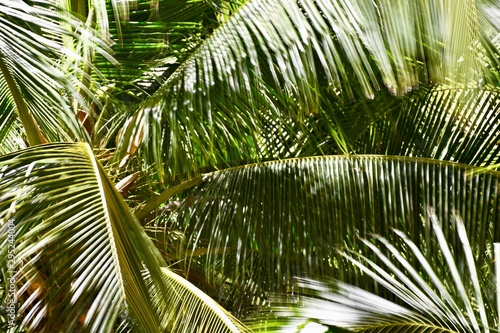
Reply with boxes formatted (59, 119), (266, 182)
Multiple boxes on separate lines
(2, 0), (500, 332)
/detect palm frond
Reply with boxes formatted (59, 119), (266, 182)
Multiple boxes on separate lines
(351, 84), (500, 166)
(93, 0), (237, 97)
(250, 280), (460, 332)
(0, 82), (25, 155)
(249, 213), (499, 332)
(170, 155), (500, 314)
(0, 142), (247, 332)
(149, 267), (250, 332)
(0, 0), (114, 143)
(114, 0), (500, 182)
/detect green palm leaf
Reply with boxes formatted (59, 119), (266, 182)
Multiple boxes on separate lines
(0, 142), (247, 332)
(250, 213), (499, 332)
(93, 0), (223, 93)
(0, 82), (25, 154)
(114, 0), (500, 182)
(250, 280), (457, 332)
(350, 84), (500, 166)
(171, 156), (500, 314)
(0, 0), (114, 144)
(153, 267), (249, 332)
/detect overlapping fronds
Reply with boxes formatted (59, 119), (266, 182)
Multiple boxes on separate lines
(172, 156), (500, 314)
(93, 0), (243, 96)
(0, 0), (114, 144)
(56, 0), (136, 39)
(0, 142), (248, 332)
(114, 0), (500, 183)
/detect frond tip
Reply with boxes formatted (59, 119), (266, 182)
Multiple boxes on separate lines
(151, 268), (251, 333)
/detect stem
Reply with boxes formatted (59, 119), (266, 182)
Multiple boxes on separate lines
(0, 57), (47, 145)
(134, 176), (202, 221)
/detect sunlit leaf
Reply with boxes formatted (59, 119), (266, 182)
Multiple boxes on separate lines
(0, 142), (247, 332)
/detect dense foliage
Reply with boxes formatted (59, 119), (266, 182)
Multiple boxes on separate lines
(1, 0), (500, 332)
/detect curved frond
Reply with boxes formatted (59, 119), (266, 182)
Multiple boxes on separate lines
(115, 0), (500, 182)
(94, 0), (220, 92)
(248, 209), (499, 333)
(0, 81), (25, 155)
(0, 143), (247, 332)
(249, 279), (459, 333)
(250, 213), (499, 332)
(171, 155), (500, 314)
(150, 267), (250, 332)
(352, 85), (500, 166)
(0, 0), (113, 143)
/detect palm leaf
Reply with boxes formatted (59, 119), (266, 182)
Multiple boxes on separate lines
(170, 155), (500, 314)
(113, 0), (500, 182)
(249, 213), (499, 332)
(92, 0), (242, 99)
(56, 0), (133, 39)
(0, 0), (114, 144)
(351, 84), (500, 166)
(152, 267), (249, 332)
(0, 142), (247, 332)
(0, 82), (25, 155)
(269, 83), (500, 167)
(250, 280), (461, 332)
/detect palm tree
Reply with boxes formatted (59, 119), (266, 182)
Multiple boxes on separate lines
(2, 0), (500, 332)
